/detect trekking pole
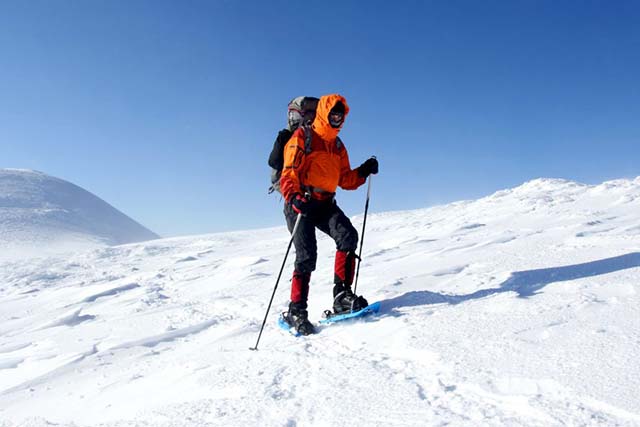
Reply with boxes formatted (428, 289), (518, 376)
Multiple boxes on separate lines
(249, 211), (303, 351)
(353, 170), (373, 295)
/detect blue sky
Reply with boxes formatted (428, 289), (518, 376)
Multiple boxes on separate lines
(2, 0), (639, 237)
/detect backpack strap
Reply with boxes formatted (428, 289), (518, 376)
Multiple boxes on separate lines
(302, 126), (343, 154)
(302, 124), (313, 155)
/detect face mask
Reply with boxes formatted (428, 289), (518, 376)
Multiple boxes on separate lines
(288, 109), (303, 130)
(329, 110), (344, 128)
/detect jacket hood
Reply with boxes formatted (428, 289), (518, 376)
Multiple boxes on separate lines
(312, 94), (350, 140)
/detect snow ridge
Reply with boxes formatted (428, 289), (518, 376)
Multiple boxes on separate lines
(0, 169), (159, 260)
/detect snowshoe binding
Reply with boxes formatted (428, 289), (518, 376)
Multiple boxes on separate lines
(282, 302), (316, 336)
(332, 284), (368, 315)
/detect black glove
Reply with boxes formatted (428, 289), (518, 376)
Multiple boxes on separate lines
(289, 193), (311, 215)
(357, 157), (379, 178)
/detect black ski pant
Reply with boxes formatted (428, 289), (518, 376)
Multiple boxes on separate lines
(284, 199), (358, 274)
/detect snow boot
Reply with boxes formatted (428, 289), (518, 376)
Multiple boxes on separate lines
(333, 250), (368, 314)
(283, 301), (316, 335)
(332, 283), (368, 314)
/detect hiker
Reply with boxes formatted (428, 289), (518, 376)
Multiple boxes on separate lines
(279, 93), (379, 335)
(268, 96), (319, 194)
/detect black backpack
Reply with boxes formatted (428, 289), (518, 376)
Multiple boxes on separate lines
(268, 96), (319, 194)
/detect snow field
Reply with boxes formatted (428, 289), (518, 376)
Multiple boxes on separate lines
(1, 178), (640, 426)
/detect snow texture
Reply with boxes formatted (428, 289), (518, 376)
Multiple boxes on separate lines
(1, 176), (640, 426)
(0, 169), (159, 261)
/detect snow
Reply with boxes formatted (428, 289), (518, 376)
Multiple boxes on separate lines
(0, 169), (159, 261)
(1, 177), (640, 426)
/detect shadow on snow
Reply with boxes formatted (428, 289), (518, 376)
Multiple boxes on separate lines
(380, 252), (640, 314)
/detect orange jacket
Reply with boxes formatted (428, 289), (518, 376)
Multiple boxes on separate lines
(280, 94), (365, 202)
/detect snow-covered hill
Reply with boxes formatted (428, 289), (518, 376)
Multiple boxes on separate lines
(0, 169), (159, 260)
(1, 177), (639, 426)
